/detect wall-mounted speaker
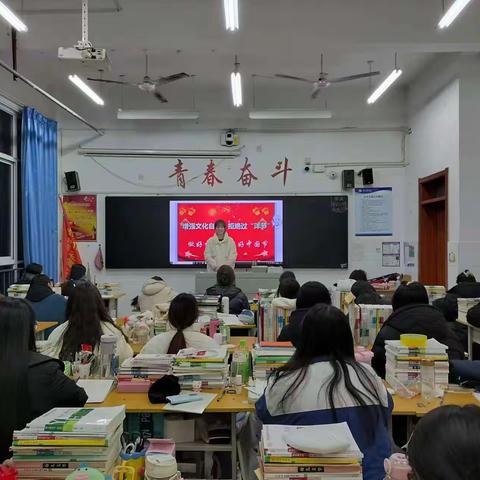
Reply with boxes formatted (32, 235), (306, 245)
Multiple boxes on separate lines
(65, 171), (80, 192)
(342, 169), (355, 190)
(360, 168), (374, 186)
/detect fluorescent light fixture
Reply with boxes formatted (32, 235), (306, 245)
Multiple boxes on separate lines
(231, 71), (242, 107)
(117, 109), (200, 120)
(367, 69), (402, 104)
(438, 0), (473, 28)
(249, 109), (332, 119)
(0, 1), (28, 31)
(224, 0), (239, 31)
(68, 74), (105, 106)
(78, 148), (242, 159)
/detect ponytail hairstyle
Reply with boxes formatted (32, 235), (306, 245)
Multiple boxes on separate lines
(167, 293), (199, 354)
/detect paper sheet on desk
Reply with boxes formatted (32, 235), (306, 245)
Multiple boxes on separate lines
(162, 392), (217, 414)
(217, 313), (243, 326)
(78, 379), (114, 403)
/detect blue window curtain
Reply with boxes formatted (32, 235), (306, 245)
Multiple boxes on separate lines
(21, 107), (58, 281)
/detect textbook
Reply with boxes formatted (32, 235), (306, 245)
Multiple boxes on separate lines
(18, 406), (125, 435)
(176, 347), (228, 362)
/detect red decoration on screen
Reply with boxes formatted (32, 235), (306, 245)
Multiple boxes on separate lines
(202, 159), (223, 187)
(237, 157), (258, 187)
(271, 157), (292, 186)
(169, 159), (189, 189)
(176, 202), (277, 262)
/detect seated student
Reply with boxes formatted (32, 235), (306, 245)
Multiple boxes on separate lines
(257, 304), (391, 480)
(276, 270), (296, 296)
(371, 282), (464, 379)
(206, 265), (250, 315)
(18, 262), (43, 284)
(271, 278), (300, 326)
(61, 263), (87, 297)
(408, 405), (480, 480)
(277, 281), (331, 346)
(43, 281), (133, 365)
(351, 280), (383, 305)
(141, 293), (219, 354)
(0, 298), (87, 463)
(138, 275), (177, 312)
(349, 269), (368, 282)
(25, 274), (67, 327)
(433, 270), (480, 322)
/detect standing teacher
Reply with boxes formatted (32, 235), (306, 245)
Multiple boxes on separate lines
(204, 219), (237, 272)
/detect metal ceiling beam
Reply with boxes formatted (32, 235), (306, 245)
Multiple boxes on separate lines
(0, 58), (103, 135)
(21, 0), (122, 15)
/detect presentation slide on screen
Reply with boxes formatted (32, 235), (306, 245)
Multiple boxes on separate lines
(169, 200), (283, 265)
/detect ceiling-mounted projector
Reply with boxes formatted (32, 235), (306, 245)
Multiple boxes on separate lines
(57, 0), (109, 68)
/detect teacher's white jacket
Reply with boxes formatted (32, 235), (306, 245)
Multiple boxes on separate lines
(204, 232), (237, 272)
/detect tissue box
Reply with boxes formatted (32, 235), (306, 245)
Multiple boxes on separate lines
(164, 415), (195, 443)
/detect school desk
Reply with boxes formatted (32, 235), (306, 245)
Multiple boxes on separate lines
(89, 388), (254, 480)
(456, 316), (480, 359)
(35, 321), (58, 340)
(391, 388), (480, 436)
(128, 336), (257, 356)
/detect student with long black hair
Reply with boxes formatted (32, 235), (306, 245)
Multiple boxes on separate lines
(43, 281), (133, 364)
(141, 293), (218, 354)
(408, 405), (480, 480)
(277, 281), (331, 345)
(257, 304), (391, 480)
(0, 298), (87, 463)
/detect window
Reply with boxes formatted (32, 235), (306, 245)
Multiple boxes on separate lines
(0, 100), (20, 267)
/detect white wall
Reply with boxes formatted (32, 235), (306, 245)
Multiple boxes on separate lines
(61, 128), (405, 315)
(406, 71), (460, 287)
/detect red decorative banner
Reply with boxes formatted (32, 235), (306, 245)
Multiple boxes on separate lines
(63, 195), (97, 241)
(176, 201), (280, 262)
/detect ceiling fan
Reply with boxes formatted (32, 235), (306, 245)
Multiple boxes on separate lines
(87, 53), (190, 103)
(275, 54), (380, 99)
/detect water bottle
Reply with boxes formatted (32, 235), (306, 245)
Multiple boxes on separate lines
(221, 296), (230, 314)
(99, 335), (117, 379)
(384, 453), (412, 480)
(231, 339), (250, 385)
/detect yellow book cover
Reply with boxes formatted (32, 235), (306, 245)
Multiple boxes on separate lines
(264, 456), (360, 465)
(13, 438), (108, 447)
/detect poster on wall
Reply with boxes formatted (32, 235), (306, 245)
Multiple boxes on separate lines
(404, 241), (416, 268)
(63, 195), (97, 241)
(355, 187), (393, 236)
(382, 241), (401, 267)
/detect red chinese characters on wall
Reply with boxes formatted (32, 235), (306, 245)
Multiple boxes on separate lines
(237, 157), (258, 187)
(169, 159), (189, 189)
(202, 159), (223, 187)
(271, 157), (292, 186)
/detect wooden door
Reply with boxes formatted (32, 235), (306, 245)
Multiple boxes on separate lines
(418, 169), (448, 286)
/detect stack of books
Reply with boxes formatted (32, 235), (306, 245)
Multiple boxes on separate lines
(6, 283), (30, 298)
(257, 289), (278, 342)
(194, 295), (221, 319)
(117, 354), (174, 392)
(385, 338), (450, 389)
(252, 342), (295, 380)
(425, 285), (446, 303)
(458, 297), (480, 324)
(173, 347), (229, 389)
(11, 406), (125, 479)
(259, 423), (363, 480)
(351, 304), (393, 347)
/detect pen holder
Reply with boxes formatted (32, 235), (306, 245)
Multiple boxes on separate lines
(72, 361), (92, 380)
(120, 450), (146, 480)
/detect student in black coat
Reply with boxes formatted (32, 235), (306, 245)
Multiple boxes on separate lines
(206, 265), (250, 315)
(351, 280), (383, 305)
(277, 281), (331, 346)
(434, 270), (480, 321)
(0, 298), (87, 463)
(371, 282), (464, 379)
(61, 263), (87, 297)
(17, 262), (43, 284)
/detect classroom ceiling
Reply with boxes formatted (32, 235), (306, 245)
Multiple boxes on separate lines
(1, 0), (480, 128)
